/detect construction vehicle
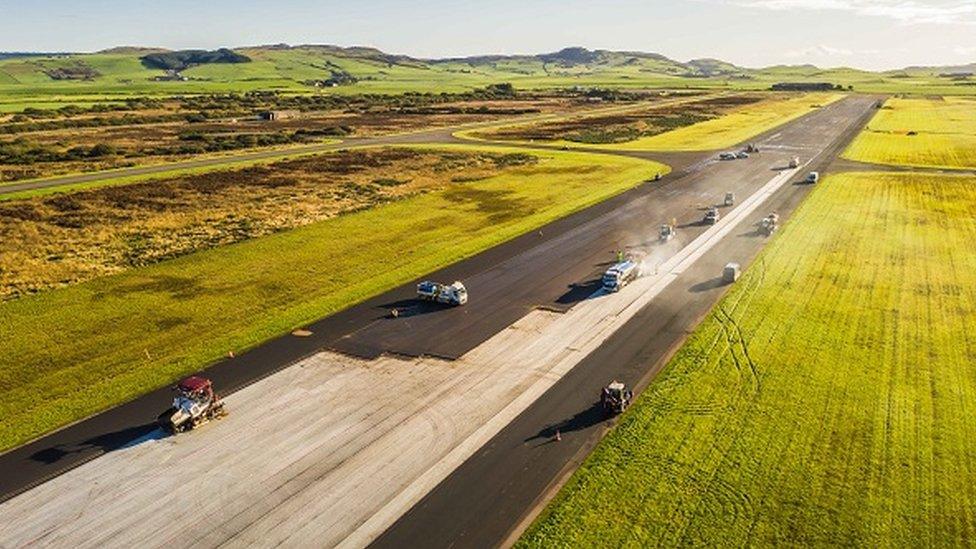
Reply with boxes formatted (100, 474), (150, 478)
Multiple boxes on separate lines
(719, 152), (736, 161)
(601, 381), (633, 415)
(723, 263), (741, 283)
(789, 156), (800, 168)
(735, 151), (750, 159)
(417, 280), (468, 306)
(724, 192), (735, 207)
(806, 171), (820, 184)
(157, 376), (226, 434)
(704, 206), (720, 225)
(760, 213), (779, 236)
(746, 143), (760, 153)
(602, 260), (642, 292)
(659, 223), (675, 242)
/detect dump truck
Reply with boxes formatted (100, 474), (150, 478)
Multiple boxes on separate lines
(704, 206), (720, 225)
(417, 280), (468, 306)
(724, 192), (735, 207)
(602, 260), (642, 292)
(760, 212), (779, 236)
(601, 381), (633, 415)
(659, 223), (675, 242)
(789, 156), (800, 168)
(157, 376), (226, 434)
(723, 262), (741, 283)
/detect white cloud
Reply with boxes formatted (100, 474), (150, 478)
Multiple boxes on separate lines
(712, 0), (976, 25)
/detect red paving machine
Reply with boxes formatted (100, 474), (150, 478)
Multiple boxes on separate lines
(157, 376), (227, 434)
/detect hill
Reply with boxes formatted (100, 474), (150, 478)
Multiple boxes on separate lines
(0, 44), (973, 106)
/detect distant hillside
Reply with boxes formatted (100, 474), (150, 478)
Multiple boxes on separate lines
(140, 48), (250, 71)
(0, 43), (972, 98)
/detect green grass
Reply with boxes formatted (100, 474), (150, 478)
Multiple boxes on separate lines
(844, 97), (976, 169)
(460, 93), (843, 151)
(520, 171), (976, 547)
(2, 48), (975, 109)
(607, 92), (843, 150)
(0, 145), (663, 451)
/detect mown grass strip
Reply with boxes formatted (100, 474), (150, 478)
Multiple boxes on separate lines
(0, 145), (663, 452)
(520, 172), (976, 547)
(843, 96), (976, 169)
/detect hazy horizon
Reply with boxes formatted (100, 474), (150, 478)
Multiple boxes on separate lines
(2, 0), (974, 71)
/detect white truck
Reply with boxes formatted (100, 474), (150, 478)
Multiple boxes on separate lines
(806, 171), (820, 184)
(602, 260), (642, 292)
(417, 280), (468, 306)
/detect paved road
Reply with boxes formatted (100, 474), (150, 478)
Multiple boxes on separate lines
(371, 96), (880, 549)
(0, 96), (876, 539)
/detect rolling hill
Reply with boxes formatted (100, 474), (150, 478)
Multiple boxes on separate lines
(0, 44), (973, 109)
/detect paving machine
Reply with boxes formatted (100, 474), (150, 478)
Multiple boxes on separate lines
(704, 206), (720, 225)
(760, 212), (779, 236)
(157, 376), (226, 434)
(601, 381), (633, 415)
(659, 223), (675, 242)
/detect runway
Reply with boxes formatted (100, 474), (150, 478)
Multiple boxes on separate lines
(0, 96), (878, 548)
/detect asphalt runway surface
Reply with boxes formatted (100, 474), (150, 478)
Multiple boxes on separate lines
(371, 96), (880, 548)
(0, 94), (876, 535)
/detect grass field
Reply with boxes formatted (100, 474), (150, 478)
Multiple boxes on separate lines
(0, 148), (539, 298)
(463, 93), (842, 151)
(607, 92), (843, 150)
(0, 145), (662, 452)
(520, 171), (976, 546)
(844, 97), (976, 169)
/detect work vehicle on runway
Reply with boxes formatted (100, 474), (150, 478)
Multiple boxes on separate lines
(602, 260), (642, 292)
(157, 376), (226, 434)
(723, 262), (741, 283)
(746, 143), (760, 153)
(601, 381), (633, 415)
(806, 171), (820, 184)
(760, 213), (779, 235)
(724, 192), (735, 207)
(704, 206), (720, 225)
(659, 223), (675, 242)
(719, 152), (736, 161)
(789, 156), (800, 168)
(735, 151), (750, 159)
(417, 280), (468, 305)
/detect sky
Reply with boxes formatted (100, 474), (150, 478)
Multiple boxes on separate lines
(0, 0), (973, 70)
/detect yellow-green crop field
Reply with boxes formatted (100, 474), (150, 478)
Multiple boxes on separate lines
(844, 97), (976, 169)
(0, 146), (662, 452)
(461, 93), (843, 152)
(520, 171), (976, 547)
(595, 92), (843, 151)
